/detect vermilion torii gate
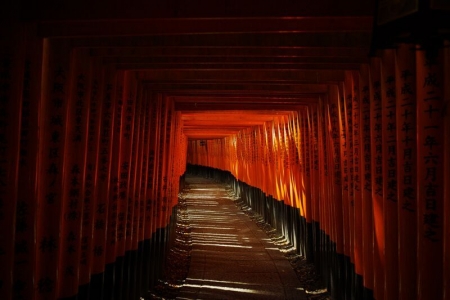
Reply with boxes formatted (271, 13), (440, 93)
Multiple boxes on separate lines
(1, 1), (450, 299)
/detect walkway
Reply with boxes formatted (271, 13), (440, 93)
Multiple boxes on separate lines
(177, 176), (306, 300)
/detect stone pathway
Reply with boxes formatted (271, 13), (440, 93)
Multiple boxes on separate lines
(176, 176), (306, 300)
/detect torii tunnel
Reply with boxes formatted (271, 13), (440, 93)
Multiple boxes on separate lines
(1, 1), (450, 299)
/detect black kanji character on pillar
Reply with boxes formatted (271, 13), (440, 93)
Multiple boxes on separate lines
(52, 97), (64, 108)
(401, 83), (414, 95)
(402, 122), (413, 134)
(94, 219), (105, 230)
(52, 131), (61, 143)
(50, 116), (63, 128)
(39, 236), (57, 253)
(425, 182), (438, 198)
(16, 218), (27, 233)
(66, 210), (79, 221)
(423, 72), (439, 87)
(425, 104), (440, 119)
(386, 87), (396, 98)
(96, 203), (106, 214)
(67, 244), (76, 254)
(402, 108), (413, 120)
(55, 67), (66, 80)
(424, 135), (438, 150)
(425, 167), (437, 182)
(37, 277), (54, 293)
(16, 201), (28, 217)
(15, 240), (28, 254)
(93, 246), (103, 256)
(69, 200), (78, 210)
(65, 266), (75, 276)
(403, 187), (415, 199)
(47, 163), (59, 175)
(71, 164), (80, 174)
(13, 279), (26, 295)
(386, 75), (395, 84)
(424, 213), (439, 228)
(424, 227), (439, 242)
(46, 192), (57, 204)
(424, 152), (438, 165)
(53, 82), (64, 94)
(401, 69), (412, 80)
(67, 231), (77, 242)
(402, 200), (414, 212)
(70, 188), (80, 197)
(49, 147), (59, 159)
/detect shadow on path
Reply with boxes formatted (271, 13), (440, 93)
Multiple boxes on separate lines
(176, 176), (307, 300)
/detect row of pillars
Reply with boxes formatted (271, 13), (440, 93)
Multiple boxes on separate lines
(187, 44), (450, 300)
(0, 30), (188, 299)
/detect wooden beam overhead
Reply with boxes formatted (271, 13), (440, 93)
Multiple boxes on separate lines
(38, 17), (372, 38)
(137, 69), (345, 82)
(103, 55), (367, 64)
(173, 96), (314, 110)
(22, 0), (375, 21)
(87, 46), (369, 59)
(69, 32), (371, 48)
(142, 82), (329, 94)
(175, 102), (307, 111)
(22, 1), (374, 141)
(181, 110), (295, 116)
(115, 62), (361, 71)
(172, 95), (317, 103)
(180, 109), (295, 139)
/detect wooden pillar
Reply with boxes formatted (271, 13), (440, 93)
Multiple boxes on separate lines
(0, 21), (26, 300)
(35, 39), (71, 300)
(91, 64), (116, 280)
(343, 72), (355, 270)
(327, 85), (344, 257)
(395, 43), (417, 300)
(444, 40), (450, 300)
(57, 48), (91, 299)
(370, 57), (385, 300)
(416, 45), (445, 300)
(359, 64), (374, 293)
(79, 56), (103, 292)
(381, 49), (399, 300)
(13, 25), (43, 300)
(351, 70), (363, 285)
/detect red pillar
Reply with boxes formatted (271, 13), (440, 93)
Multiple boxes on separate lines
(105, 70), (124, 267)
(351, 70), (363, 280)
(343, 72), (355, 269)
(13, 25), (43, 300)
(381, 49), (399, 300)
(57, 48), (92, 299)
(444, 40), (450, 300)
(338, 82), (351, 262)
(370, 57), (385, 300)
(395, 43), (417, 300)
(416, 46), (445, 300)
(91, 64), (116, 277)
(0, 22), (25, 300)
(79, 56), (104, 289)
(35, 39), (71, 300)
(359, 64), (374, 292)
